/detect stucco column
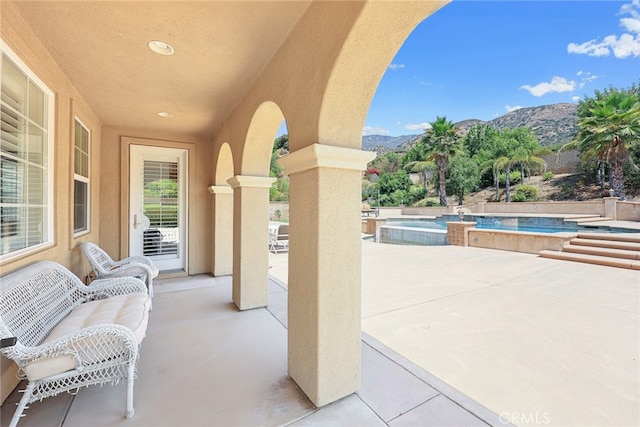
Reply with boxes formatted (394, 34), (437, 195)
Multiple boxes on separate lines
(279, 144), (375, 407)
(226, 175), (276, 310)
(208, 185), (233, 276)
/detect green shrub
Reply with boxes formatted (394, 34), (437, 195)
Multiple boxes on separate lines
(408, 185), (427, 202)
(542, 172), (555, 181)
(270, 177), (289, 201)
(144, 204), (178, 227)
(498, 171), (521, 186)
(413, 197), (440, 207)
(512, 185), (539, 202)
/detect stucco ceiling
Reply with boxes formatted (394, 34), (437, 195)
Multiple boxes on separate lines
(12, 1), (313, 138)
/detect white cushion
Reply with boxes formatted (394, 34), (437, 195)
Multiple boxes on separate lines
(23, 294), (150, 381)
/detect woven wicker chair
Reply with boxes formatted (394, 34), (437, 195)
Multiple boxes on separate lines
(80, 242), (158, 299)
(0, 261), (151, 427)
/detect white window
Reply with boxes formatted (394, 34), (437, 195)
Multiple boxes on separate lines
(74, 119), (90, 235)
(1, 42), (54, 261)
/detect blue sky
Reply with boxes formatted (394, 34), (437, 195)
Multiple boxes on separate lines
(362, 0), (640, 137)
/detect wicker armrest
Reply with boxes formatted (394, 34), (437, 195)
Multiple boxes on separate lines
(4, 325), (139, 380)
(114, 256), (151, 267)
(85, 276), (148, 299)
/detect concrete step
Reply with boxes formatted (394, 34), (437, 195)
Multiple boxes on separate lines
(563, 243), (640, 260)
(576, 232), (640, 244)
(538, 250), (640, 270)
(570, 238), (640, 251)
(565, 216), (612, 224)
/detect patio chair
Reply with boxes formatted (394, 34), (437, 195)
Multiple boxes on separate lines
(269, 224), (289, 254)
(80, 242), (158, 298)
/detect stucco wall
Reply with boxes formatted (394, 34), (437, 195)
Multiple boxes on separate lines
(1, 2), (103, 403)
(482, 201), (606, 216)
(0, 1), (102, 277)
(1, 2), (214, 402)
(468, 229), (576, 254)
(100, 127), (213, 275)
(617, 201), (640, 221)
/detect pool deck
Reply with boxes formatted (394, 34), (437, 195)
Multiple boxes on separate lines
(269, 241), (640, 427)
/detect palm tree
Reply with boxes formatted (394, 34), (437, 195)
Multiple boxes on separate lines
(571, 92), (640, 198)
(484, 132), (520, 202)
(421, 116), (463, 206)
(507, 128), (548, 183)
(402, 142), (434, 193)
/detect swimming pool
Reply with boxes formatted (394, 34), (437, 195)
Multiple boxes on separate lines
(377, 214), (636, 247)
(384, 215), (634, 234)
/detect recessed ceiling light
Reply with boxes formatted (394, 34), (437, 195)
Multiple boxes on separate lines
(148, 40), (174, 56)
(157, 112), (173, 118)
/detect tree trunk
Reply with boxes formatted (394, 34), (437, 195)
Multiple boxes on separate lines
(609, 163), (614, 190)
(520, 164), (525, 183)
(494, 173), (500, 202)
(422, 169), (429, 194)
(438, 166), (447, 206)
(611, 159), (625, 199)
(598, 162), (605, 190)
(505, 165), (512, 203)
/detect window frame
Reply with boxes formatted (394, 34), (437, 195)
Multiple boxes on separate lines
(73, 117), (90, 236)
(0, 40), (55, 263)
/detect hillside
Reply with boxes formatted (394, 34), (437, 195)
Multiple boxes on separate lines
(455, 173), (640, 204)
(363, 102), (578, 153)
(457, 103), (578, 147)
(362, 134), (418, 153)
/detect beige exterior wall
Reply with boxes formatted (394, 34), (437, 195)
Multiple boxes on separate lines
(0, 3), (214, 402)
(1, 2), (103, 402)
(100, 128), (212, 275)
(0, 1), (102, 278)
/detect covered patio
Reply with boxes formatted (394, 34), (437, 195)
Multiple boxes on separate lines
(1, 274), (499, 426)
(1, 0), (457, 420)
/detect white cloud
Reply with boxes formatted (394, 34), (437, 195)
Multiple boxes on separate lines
(404, 122), (431, 131)
(621, 16), (640, 33)
(568, 40), (612, 57)
(388, 63), (405, 70)
(362, 126), (390, 136)
(571, 95), (581, 102)
(567, 0), (640, 58)
(505, 105), (524, 113)
(520, 76), (576, 97)
(576, 71), (599, 88)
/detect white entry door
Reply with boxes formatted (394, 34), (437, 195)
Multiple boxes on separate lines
(130, 145), (187, 272)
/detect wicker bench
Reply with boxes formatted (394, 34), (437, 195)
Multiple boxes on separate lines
(0, 261), (151, 427)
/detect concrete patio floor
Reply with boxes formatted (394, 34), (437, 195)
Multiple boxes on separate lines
(2, 273), (503, 427)
(2, 241), (638, 426)
(269, 241), (639, 427)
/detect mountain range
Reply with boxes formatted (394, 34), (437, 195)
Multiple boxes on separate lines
(362, 102), (578, 154)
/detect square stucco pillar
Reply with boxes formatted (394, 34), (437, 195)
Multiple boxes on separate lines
(209, 185), (233, 276)
(227, 175), (276, 310)
(279, 144), (375, 407)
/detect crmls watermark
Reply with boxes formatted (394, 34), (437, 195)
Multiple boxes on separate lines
(499, 412), (551, 425)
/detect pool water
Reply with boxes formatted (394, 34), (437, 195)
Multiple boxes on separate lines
(385, 215), (634, 234)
